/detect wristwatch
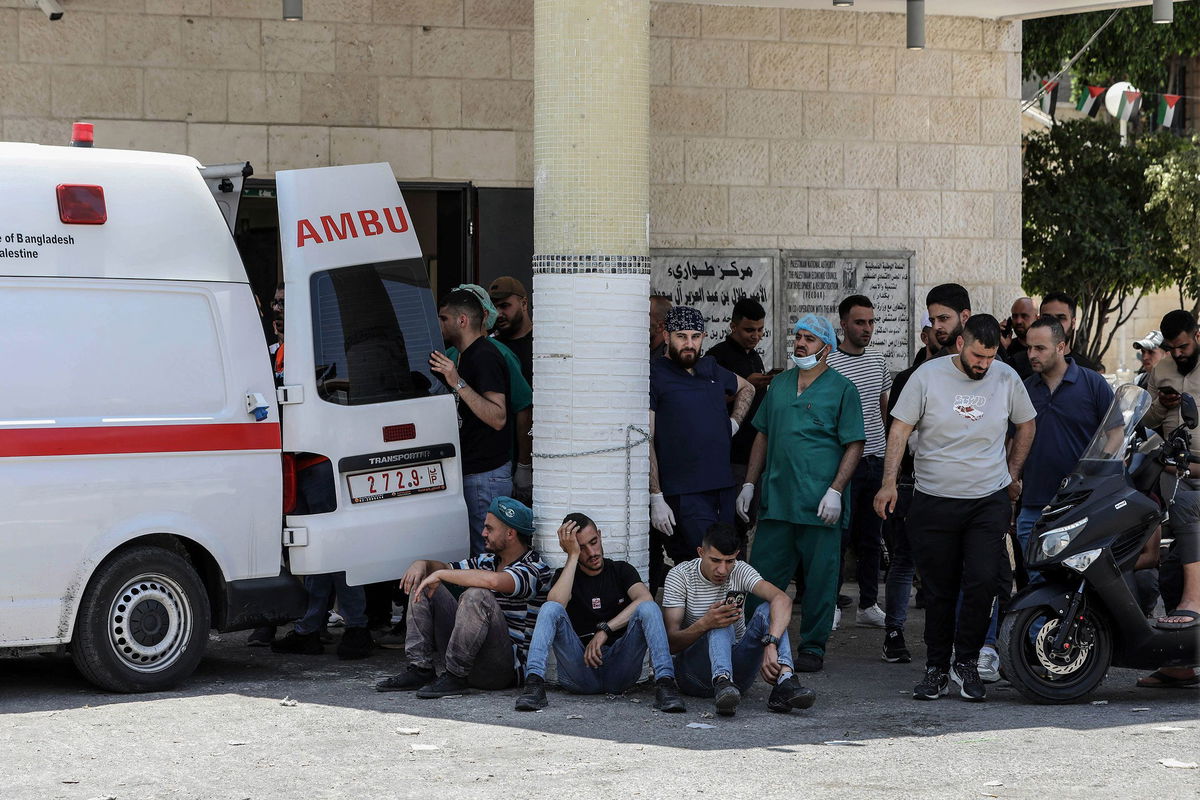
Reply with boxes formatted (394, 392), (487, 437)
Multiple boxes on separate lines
(760, 634), (781, 647)
(453, 378), (467, 393)
(595, 622), (613, 636)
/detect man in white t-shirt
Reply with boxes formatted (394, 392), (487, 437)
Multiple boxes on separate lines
(875, 313), (1035, 703)
(662, 523), (815, 716)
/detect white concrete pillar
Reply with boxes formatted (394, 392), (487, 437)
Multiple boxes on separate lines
(531, 0), (650, 575)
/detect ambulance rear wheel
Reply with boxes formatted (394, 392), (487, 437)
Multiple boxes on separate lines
(71, 545), (210, 693)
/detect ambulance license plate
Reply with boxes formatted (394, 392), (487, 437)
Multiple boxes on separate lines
(347, 461), (446, 504)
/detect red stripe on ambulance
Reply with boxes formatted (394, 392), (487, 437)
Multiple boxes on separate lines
(0, 423), (282, 457)
(296, 207), (409, 247)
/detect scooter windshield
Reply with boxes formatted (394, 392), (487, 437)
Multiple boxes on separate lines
(1074, 384), (1151, 475)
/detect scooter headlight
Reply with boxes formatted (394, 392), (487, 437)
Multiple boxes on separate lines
(1063, 548), (1103, 573)
(1040, 517), (1088, 558)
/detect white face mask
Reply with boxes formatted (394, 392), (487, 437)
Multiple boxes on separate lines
(791, 344), (826, 371)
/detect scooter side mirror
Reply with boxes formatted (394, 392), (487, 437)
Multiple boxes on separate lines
(1181, 393), (1198, 430)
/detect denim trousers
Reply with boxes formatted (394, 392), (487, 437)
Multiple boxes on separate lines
(672, 603), (793, 696)
(463, 462), (513, 556)
(840, 455), (885, 608)
(883, 483), (917, 630)
(404, 584), (516, 689)
(524, 601), (675, 692)
(295, 572), (367, 633)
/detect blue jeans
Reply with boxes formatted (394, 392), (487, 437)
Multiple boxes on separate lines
(883, 483), (916, 629)
(463, 462), (513, 556)
(673, 603), (793, 696)
(1016, 506), (1044, 586)
(295, 572), (367, 633)
(525, 602), (675, 692)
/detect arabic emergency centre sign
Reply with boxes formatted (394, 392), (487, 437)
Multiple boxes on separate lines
(651, 250), (777, 371)
(276, 162), (423, 271)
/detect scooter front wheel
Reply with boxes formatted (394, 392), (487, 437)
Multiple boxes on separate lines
(998, 604), (1112, 704)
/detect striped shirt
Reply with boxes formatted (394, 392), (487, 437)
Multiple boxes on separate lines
(662, 558), (764, 641)
(451, 549), (551, 676)
(827, 347), (892, 457)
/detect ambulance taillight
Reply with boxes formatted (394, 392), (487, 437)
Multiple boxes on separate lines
(282, 454), (298, 514)
(56, 184), (107, 225)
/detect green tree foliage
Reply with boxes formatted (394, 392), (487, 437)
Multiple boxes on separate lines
(1024, 3), (1200, 93)
(1023, 119), (1180, 366)
(1147, 139), (1200, 313)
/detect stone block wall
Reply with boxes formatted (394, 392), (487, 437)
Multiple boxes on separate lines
(0, 0), (1023, 315)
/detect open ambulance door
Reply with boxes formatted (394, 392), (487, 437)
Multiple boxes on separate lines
(276, 163), (468, 585)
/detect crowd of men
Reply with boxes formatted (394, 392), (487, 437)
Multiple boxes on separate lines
(258, 275), (1200, 711)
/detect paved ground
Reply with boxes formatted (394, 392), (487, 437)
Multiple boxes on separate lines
(2, 603), (1197, 800)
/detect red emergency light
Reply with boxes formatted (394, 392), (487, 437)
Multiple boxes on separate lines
(56, 184), (107, 225)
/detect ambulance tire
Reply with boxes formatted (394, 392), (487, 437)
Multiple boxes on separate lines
(71, 545), (211, 693)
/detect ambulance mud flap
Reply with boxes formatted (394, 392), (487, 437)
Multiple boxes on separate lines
(218, 572), (308, 632)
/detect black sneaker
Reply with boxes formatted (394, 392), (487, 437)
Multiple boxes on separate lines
(882, 628), (911, 663)
(375, 664), (435, 692)
(653, 677), (686, 713)
(515, 674), (548, 711)
(951, 659), (987, 702)
(416, 671), (470, 699)
(270, 629), (323, 655)
(767, 674), (816, 713)
(246, 626), (276, 647)
(336, 626), (374, 660)
(712, 675), (740, 717)
(913, 666), (950, 700)
(837, 593), (853, 609)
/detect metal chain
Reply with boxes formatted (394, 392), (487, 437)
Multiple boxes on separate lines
(532, 424), (651, 544)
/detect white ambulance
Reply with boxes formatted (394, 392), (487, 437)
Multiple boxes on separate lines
(0, 137), (467, 692)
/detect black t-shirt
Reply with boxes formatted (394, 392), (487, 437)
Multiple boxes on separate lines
(497, 331), (532, 385)
(707, 337), (763, 465)
(456, 337), (512, 475)
(1007, 342), (1033, 380)
(552, 559), (642, 642)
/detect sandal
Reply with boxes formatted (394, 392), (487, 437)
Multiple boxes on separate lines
(1136, 669), (1199, 689)
(1154, 609), (1200, 630)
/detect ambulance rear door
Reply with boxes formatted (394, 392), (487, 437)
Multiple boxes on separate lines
(276, 163), (468, 584)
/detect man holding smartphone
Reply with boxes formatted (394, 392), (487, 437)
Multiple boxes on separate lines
(662, 524), (815, 716)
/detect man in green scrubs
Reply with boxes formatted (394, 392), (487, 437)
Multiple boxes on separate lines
(737, 314), (864, 673)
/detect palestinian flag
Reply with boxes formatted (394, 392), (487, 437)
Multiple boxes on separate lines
(1156, 94), (1182, 128)
(1116, 90), (1142, 121)
(1040, 80), (1060, 118)
(1076, 85), (1106, 117)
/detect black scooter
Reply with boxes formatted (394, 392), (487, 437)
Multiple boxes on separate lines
(999, 384), (1200, 704)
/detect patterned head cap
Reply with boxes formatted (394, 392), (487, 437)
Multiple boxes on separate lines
(665, 305), (706, 333)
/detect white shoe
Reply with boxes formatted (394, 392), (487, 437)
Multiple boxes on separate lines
(855, 603), (887, 628)
(977, 646), (1001, 683)
(832, 607), (841, 631)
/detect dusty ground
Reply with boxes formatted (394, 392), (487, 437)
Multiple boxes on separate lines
(2, 602), (1197, 800)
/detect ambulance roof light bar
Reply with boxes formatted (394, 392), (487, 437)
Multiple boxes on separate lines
(69, 122), (93, 148)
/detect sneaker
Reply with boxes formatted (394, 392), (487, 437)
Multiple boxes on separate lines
(856, 604), (887, 628)
(375, 664), (435, 692)
(375, 623), (407, 650)
(882, 628), (911, 663)
(246, 626), (276, 647)
(653, 677), (687, 713)
(712, 675), (740, 717)
(951, 659), (987, 702)
(317, 624), (334, 644)
(913, 666), (950, 700)
(336, 626), (374, 660)
(514, 674), (548, 711)
(837, 593), (853, 609)
(793, 651), (824, 673)
(977, 646), (1001, 683)
(832, 607), (841, 631)
(767, 674), (816, 713)
(269, 629), (323, 655)
(327, 611), (345, 628)
(416, 671), (470, 699)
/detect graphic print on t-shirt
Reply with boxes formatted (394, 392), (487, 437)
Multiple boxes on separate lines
(954, 393), (987, 421)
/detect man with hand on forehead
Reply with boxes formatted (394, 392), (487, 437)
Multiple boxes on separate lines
(650, 305), (755, 567)
(739, 314), (865, 673)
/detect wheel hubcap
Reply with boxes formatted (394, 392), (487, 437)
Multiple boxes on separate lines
(106, 574), (192, 674)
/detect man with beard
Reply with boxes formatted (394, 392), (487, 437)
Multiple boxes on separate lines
(650, 306), (755, 567)
(738, 315), (865, 673)
(1004, 297), (1036, 379)
(489, 277), (533, 383)
(926, 282), (971, 356)
(875, 314), (1035, 702)
(1039, 291), (1101, 373)
(1138, 311), (1200, 684)
(827, 295), (892, 629)
(515, 513), (685, 712)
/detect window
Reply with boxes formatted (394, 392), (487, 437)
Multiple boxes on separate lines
(310, 260), (447, 406)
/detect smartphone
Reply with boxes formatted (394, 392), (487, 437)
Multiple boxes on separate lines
(1001, 318), (1013, 337)
(724, 591), (746, 609)
(1160, 386), (1179, 397)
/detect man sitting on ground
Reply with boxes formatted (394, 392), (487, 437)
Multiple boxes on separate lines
(663, 523), (816, 716)
(515, 513), (686, 712)
(375, 496), (550, 698)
